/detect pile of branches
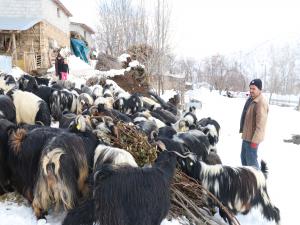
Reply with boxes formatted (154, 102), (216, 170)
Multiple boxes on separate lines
(108, 122), (240, 225)
(110, 122), (157, 167)
(170, 171), (240, 225)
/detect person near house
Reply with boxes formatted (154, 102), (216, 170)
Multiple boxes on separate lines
(239, 78), (269, 168)
(55, 53), (64, 80)
(61, 58), (69, 80)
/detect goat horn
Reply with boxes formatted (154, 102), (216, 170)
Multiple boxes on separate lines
(166, 150), (196, 159)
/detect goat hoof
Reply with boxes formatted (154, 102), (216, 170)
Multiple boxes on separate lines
(37, 218), (47, 225)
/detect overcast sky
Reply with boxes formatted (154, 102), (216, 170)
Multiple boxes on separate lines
(61, 0), (300, 59)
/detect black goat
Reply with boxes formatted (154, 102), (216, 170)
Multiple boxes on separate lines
(62, 150), (178, 225)
(0, 95), (16, 123)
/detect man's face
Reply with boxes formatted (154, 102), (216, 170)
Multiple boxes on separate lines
(249, 85), (261, 98)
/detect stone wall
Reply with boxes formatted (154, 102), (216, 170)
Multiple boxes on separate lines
(42, 0), (70, 34)
(14, 20), (69, 71)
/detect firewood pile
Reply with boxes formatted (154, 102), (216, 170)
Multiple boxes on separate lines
(94, 53), (150, 96)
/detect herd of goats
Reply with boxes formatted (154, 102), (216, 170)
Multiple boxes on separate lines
(0, 72), (280, 225)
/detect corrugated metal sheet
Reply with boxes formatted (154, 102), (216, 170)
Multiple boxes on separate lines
(0, 17), (42, 31)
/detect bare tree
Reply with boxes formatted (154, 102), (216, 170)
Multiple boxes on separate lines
(96, 0), (149, 56)
(224, 69), (247, 91)
(202, 54), (228, 93)
(149, 0), (172, 94)
(277, 46), (296, 94)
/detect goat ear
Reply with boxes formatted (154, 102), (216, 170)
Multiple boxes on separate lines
(202, 127), (209, 134)
(150, 104), (155, 111)
(150, 130), (158, 141)
(33, 82), (38, 90)
(185, 120), (190, 127)
(189, 124), (196, 130)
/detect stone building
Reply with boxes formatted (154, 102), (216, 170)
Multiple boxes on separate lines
(0, 0), (71, 73)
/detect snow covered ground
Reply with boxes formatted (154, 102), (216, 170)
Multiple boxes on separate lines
(1, 87), (299, 225)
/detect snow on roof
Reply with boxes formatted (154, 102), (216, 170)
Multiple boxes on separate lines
(0, 17), (42, 31)
(70, 22), (95, 34)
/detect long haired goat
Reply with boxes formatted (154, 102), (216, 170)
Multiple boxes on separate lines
(63, 150), (179, 225)
(32, 132), (89, 219)
(179, 156), (280, 225)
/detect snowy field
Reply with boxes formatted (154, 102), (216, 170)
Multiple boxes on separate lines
(1, 87), (299, 225)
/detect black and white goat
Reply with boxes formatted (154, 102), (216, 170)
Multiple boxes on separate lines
(157, 126), (177, 139)
(90, 85), (103, 99)
(76, 93), (94, 114)
(136, 120), (159, 142)
(18, 74), (53, 106)
(91, 116), (119, 145)
(0, 73), (16, 93)
(179, 156), (280, 225)
(141, 96), (161, 111)
(120, 93), (143, 115)
(49, 89), (77, 121)
(197, 117), (221, 148)
(173, 129), (211, 161)
(93, 144), (138, 168)
(93, 103), (132, 123)
(172, 118), (190, 132)
(132, 110), (165, 129)
(18, 74), (38, 92)
(182, 106), (198, 128)
(68, 115), (100, 174)
(148, 91), (178, 116)
(8, 90), (51, 126)
(94, 96), (114, 109)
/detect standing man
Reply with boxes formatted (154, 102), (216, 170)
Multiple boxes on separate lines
(239, 79), (269, 168)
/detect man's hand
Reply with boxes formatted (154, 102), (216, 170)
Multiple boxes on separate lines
(250, 142), (258, 148)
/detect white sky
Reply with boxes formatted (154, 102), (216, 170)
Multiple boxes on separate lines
(61, 0), (300, 59)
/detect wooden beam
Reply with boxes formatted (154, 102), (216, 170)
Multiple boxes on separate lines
(11, 32), (17, 64)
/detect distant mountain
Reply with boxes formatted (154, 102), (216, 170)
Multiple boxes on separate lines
(227, 33), (300, 79)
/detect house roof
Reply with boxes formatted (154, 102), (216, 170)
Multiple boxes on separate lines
(0, 17), (42, 31)
(70, 22), (95, 34)
(52, 0), (72, 17)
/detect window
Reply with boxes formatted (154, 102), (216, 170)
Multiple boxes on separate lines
(57, 8), (60, 17)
